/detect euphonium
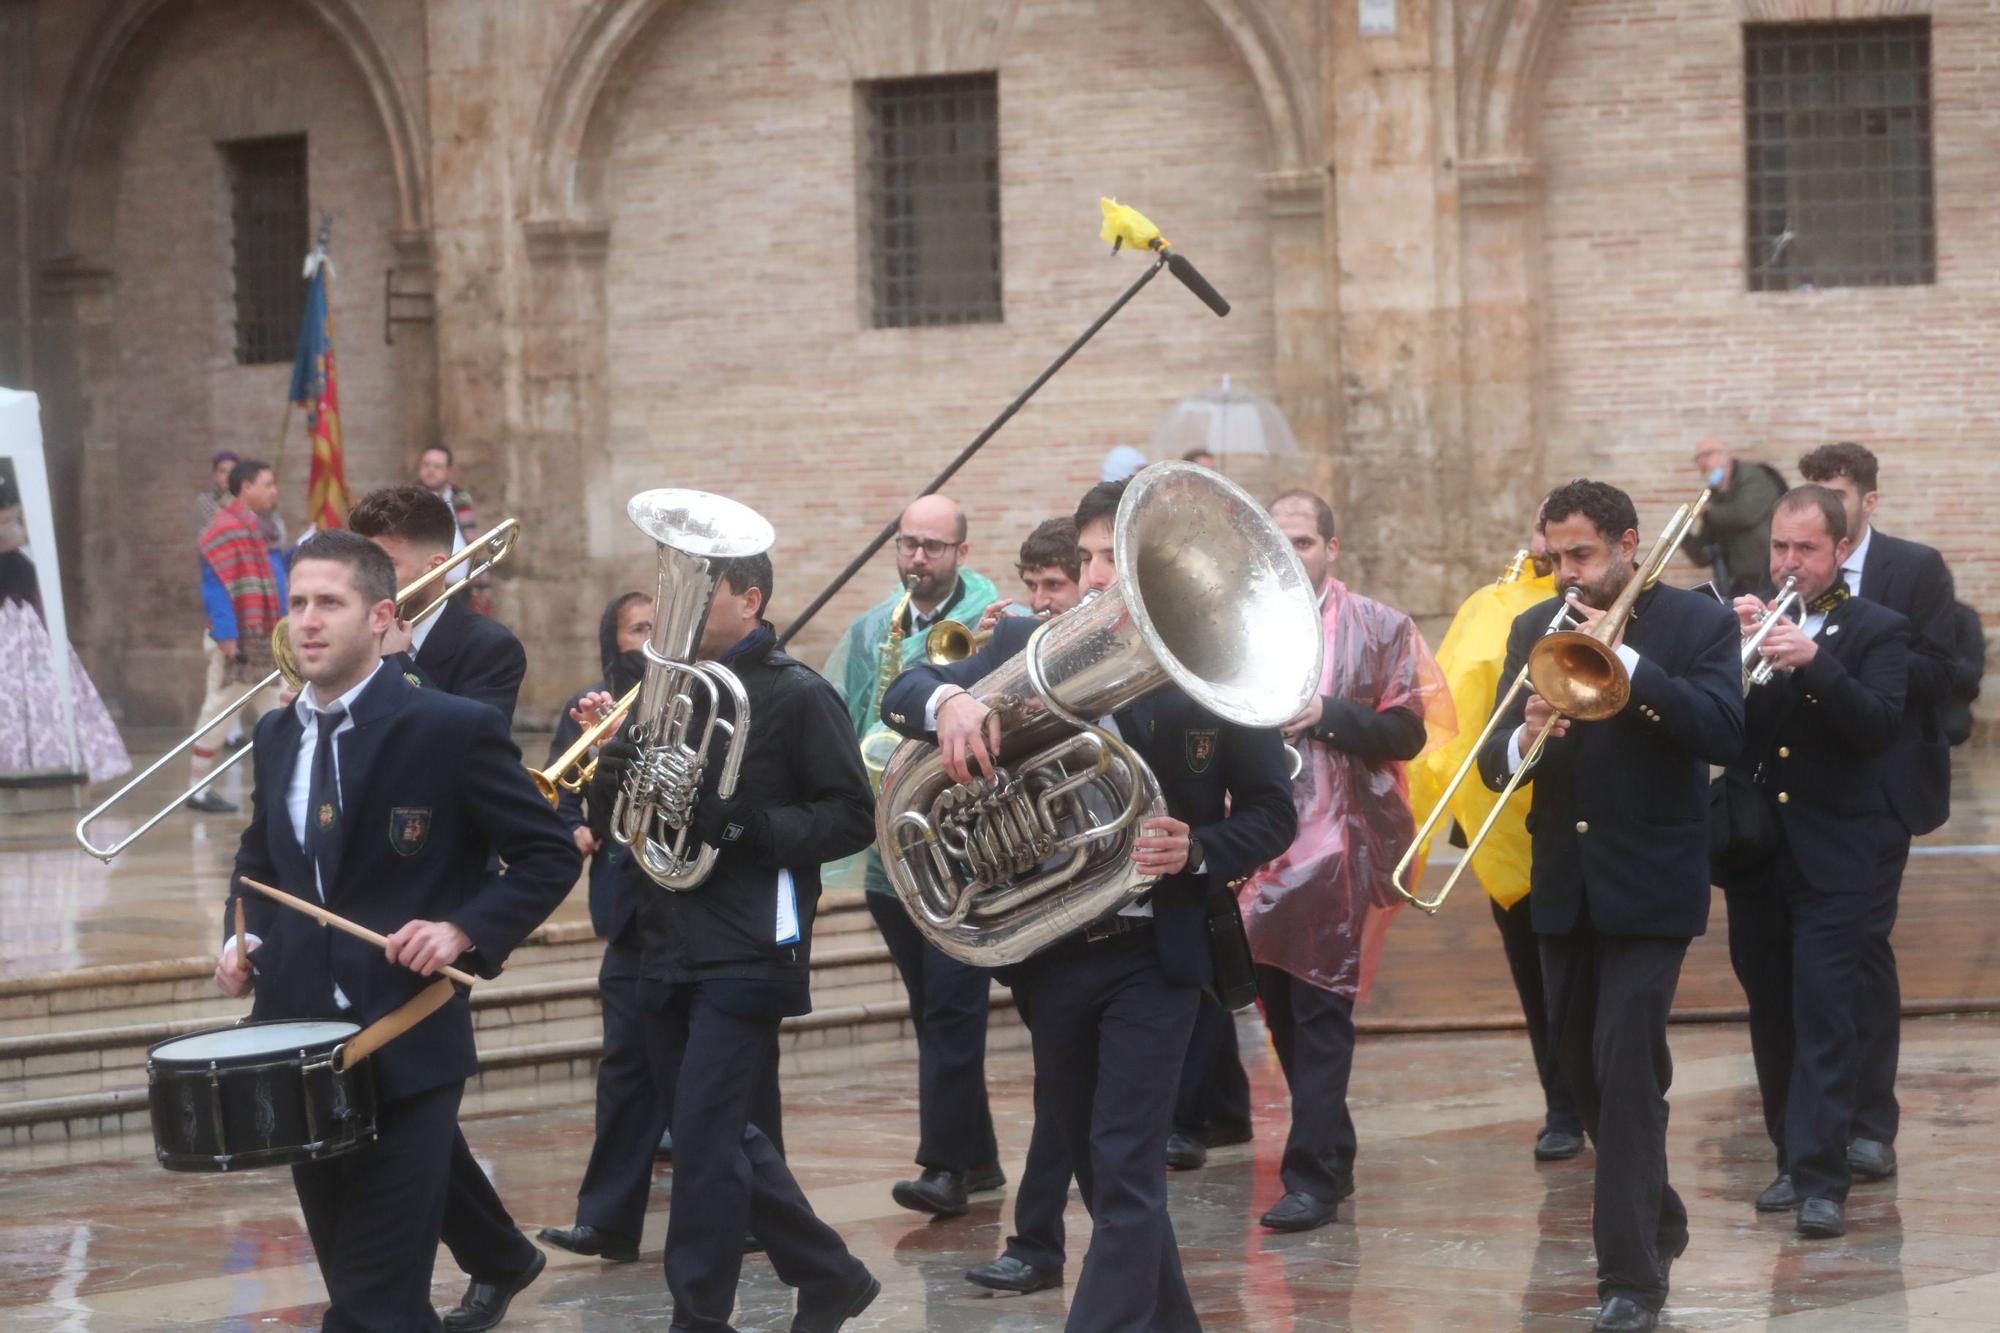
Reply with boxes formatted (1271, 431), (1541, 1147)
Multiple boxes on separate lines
(876, 463), (1324, 966)
(609, 489), (776, 891)
(858, 577), (918, 791)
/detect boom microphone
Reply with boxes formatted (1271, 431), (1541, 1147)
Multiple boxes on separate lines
(1164, 249), (1230, 317)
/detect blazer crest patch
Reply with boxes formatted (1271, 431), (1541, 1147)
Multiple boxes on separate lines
(403, 671), (424, 687)
(1184, 727), (1219, 774)
(389, 806), (432, 856)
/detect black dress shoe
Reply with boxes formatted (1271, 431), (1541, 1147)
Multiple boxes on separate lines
(892, 1168), (968, 1218)
(536, 1223), (637, 1263)
(441, 1248), (546, 1332)
(1755, 1173), (1798, 1213)
(1165, 1131), (1207, 1170)
(185, 789), (239, 814)
(965, 1253), (1063, 1293)
(1797, 1197), (1846, 1238)
(1848, 1137), (1897, 1181)
(791, 1268), (880, 1332)
(1258, 1190), (1338, 1232)
(656, 1127), (673, 1160)
(1534, 1127), (1586, 1161)
(1205, 1121), (1255, 1148)
(965, 1161), (1007, 1193)
(1591, 1296), (1658, 1331)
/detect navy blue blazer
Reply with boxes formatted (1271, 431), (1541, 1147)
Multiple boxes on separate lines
(1477, 582), (1744, 939)
(879, 614), (1296, 987)
(392, 595), (528, 726)
(229, 666), (582, 1099)
(1723, 594), (1908, 896)
(1857, 530), (1957, 836)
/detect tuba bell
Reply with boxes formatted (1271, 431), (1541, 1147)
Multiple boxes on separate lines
(876, 462), (1324, 966)
(610, 489), (776, 891)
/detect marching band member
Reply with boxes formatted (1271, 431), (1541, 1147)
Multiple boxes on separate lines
(1796, 443), (1960, 1182)
(1476, 480), (1743, 1333)
(1237, 489), (1449, 1232)
(593, 552), (882, 1331)
(880, 478), (1296, 1332)
(1717, 486), (1909, 1239)
(825, 494), (1007, 1215)
(212, 531), (579, 1332)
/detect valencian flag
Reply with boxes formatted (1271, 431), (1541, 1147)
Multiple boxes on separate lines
(288, 235), (349, 530)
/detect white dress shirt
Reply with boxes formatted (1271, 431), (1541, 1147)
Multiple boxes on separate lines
(1840, 525), (1872, 599)
(408, 604), (439, 657)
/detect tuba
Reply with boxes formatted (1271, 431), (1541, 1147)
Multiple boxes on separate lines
(876, 463), (1324, 966)
(610, 489), (776, 890)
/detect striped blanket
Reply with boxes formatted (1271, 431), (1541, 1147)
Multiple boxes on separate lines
(198, 499), (281, 672)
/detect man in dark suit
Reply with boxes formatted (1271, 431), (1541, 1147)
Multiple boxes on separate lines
(880, 478), (1297, 1333)
(1797, 443), (1959, 1182)
(1720, 486), (1909, 1239)
(348, 485), (541, 1330)
(213, 530), (580, 1332)
(1477, 480), (1743, 1333)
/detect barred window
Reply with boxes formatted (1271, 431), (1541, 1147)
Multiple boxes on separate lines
(859, 73), (1002, 328)
(222, 134), (310, 363)
(1744, 20), (1934, 292)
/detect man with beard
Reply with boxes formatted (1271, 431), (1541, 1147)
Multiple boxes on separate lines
(1477, 480), (1743, 1333)
(824, 493), (1007, 1216)
(1717, 486), (1909, 1239)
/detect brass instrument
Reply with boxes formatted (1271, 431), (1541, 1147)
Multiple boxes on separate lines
(1742, 575), (1803, 691)
(876, 462), (1324, 966)
(924, 618), (991, 665)
(859, 578), (919, 790)
(1390, 491), (1711, 914)
(531, 683), (640, 807)
(609, 489), (775, 891)
(74, 518), (520, 862)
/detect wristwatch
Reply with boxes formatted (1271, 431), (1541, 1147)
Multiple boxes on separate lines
(1185, 836), (1207, 876)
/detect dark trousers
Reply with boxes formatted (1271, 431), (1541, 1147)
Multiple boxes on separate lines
(294, 1080), (463, 1333)
(1171, 989), (1252, 1141)
(1851, 821), (1912, 1145)
(644, 980), (859, 1331)
(867, 892), (997, 1173)
(1016, 931), (1202, 1333)
(574, 935), (671, 1243)
(1724, 846), (1874, 1202)
(1491, 894), (1581, 1135)
(1540, 927), (1690, 1312)
(1256, 964), (1357, 1200)
(1002, 986), (1071, 1277)
(439, 1130), (538, 1285)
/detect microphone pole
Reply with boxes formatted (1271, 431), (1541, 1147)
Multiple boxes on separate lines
(778, 252), (1176, 648)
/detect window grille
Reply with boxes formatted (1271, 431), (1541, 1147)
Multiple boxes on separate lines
(1744, 20), (1934, 291)
(223, 134), (310, 363)
(859, 73), (1002, 328)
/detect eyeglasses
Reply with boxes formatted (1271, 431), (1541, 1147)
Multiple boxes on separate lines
(894, 537), (956, 559)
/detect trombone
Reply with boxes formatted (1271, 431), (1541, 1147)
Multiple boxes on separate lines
(74, 518), (521, 861)
(531, 683), (638, 807)
(1742, 575), (1802, 691)
(1390, 491), (1710, 914)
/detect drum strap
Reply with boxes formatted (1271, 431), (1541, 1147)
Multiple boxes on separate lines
(335, 977), (456, 1072)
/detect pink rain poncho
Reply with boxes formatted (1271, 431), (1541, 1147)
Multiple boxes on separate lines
(1237, 579), (1453, 999)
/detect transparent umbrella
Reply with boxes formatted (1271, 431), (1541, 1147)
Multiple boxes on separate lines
(1150, 374), (1298, 464)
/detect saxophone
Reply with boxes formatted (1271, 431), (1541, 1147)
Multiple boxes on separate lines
(858, 577), (919, 791)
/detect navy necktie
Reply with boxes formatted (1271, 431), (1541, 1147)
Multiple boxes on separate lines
(307, 707), (345, 897)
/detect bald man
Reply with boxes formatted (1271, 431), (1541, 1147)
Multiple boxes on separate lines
(824, 494), (1007, 1217)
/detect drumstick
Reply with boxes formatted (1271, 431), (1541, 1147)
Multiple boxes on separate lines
(233, 895), (247, 967)
(336, 976), (456, 1071)
(237, 877), (480, 988)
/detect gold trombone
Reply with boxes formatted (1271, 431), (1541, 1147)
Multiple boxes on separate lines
(1390, 491), (1711, 914)
(74, 518), (521, 862)
(531, 684), (638, 807)
(923, 618), (991, 665)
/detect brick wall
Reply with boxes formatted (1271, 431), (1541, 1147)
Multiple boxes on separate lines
(1539, 1), (2000, 676)
(593, 0), (1279, 675)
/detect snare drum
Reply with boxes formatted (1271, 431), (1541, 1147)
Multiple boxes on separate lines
(146, 1019), (378, 1172)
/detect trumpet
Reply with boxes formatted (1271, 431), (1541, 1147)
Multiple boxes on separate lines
(74, 518), (520, 862)
(1390, 491), (1710, 914)
(924, 618), (993, 665)
(531, 683), (640, 806)
(1742, 576), (1802, 691)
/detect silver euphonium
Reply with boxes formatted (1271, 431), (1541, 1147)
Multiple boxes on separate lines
(1742, 574), (1803, 692)
(611, 489), (777, 890)
(876, 462), (1325, 966)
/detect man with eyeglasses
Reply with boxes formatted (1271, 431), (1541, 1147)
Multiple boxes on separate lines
(824, 493), (1008, 1218)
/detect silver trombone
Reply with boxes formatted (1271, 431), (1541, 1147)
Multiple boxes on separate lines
(74, 518), (520, 862)
(1742, 575), (1803, 691)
